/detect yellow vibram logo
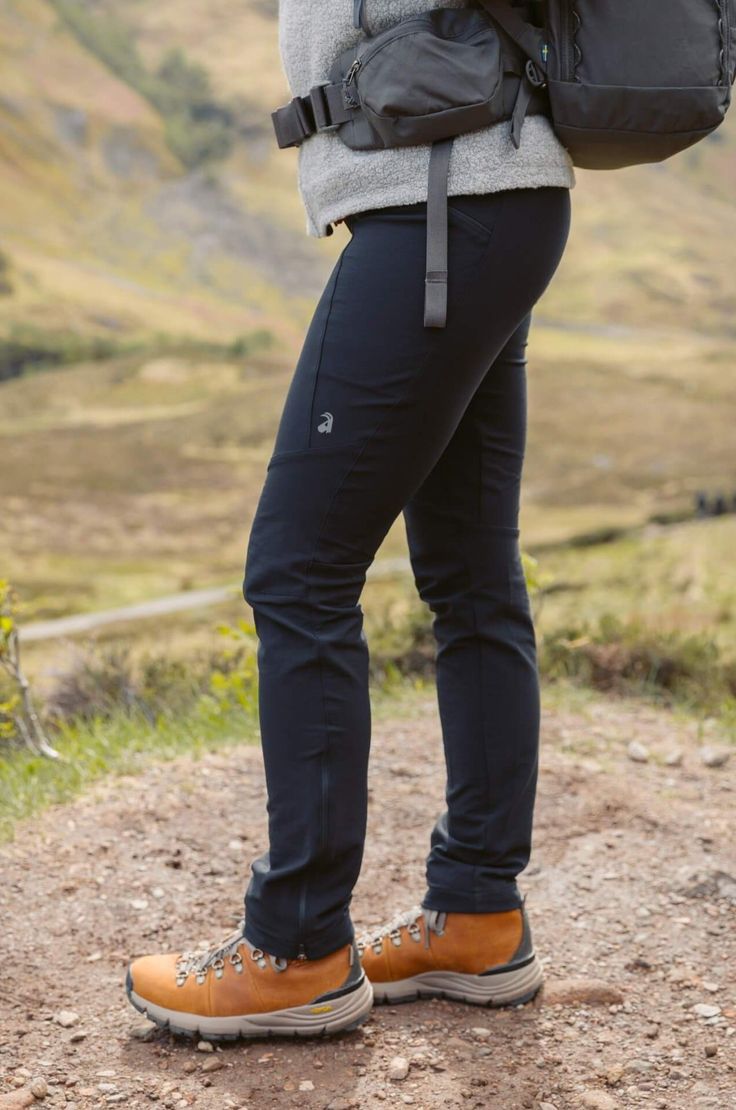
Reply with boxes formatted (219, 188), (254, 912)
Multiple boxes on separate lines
(310, 1004), (333, 1014)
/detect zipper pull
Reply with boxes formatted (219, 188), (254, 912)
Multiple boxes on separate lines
(345, 58), (362, 87)
(343, 58), (362, 108)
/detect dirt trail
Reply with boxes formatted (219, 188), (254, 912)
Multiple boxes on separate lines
(1, 692), (734, 1109)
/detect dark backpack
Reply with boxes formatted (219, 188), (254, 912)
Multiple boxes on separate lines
(272, 1), (736, 328)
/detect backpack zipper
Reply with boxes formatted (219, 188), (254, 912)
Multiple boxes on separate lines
(561, 1), (574, 82)
(345, 13), (498, 99)
(719, 0), (731, 85)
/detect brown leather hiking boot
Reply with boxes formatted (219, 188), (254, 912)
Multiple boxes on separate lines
(126, 921), (372, 1040)
(357, 903), (542, 1007)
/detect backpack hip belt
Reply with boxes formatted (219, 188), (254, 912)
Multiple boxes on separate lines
(272, 1), (551, 329)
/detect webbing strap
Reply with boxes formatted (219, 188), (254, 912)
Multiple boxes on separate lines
(424, 137), (454, 329)
(510, 76), (534, 147)
(476, 0), (548, 71)
(353, 0), (371, 33)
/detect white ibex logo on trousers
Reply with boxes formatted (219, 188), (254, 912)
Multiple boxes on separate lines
(317, 411), (333, 434)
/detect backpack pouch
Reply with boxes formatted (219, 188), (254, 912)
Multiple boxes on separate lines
(330, 9), (508, 150)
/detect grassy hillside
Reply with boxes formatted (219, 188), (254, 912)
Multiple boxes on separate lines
(0, 0), (325, 356)
(1, 0), (735, 357)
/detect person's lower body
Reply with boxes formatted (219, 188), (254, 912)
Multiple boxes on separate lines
(124, 184), (571, 1038)
(242, 185), (571, 960)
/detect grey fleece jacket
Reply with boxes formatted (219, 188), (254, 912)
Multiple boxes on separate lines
(277, 0), (576, 238)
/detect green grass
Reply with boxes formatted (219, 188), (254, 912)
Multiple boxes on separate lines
(0, 667), (431, 843)
(0, 703), (258, 843)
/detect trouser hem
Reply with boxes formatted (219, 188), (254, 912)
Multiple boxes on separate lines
(243, 915), (355, 962)
(421, 882), (522, 914)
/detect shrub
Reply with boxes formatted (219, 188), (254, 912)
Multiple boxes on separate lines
(539, 613), (736, 712)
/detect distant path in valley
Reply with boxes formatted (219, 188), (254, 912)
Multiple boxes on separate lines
(19, 558), (413, 643)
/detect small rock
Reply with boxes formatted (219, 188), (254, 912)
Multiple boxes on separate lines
(605, 1064), (624, 1086)
(130, 1024), (155, 1041)
(580, 1092), (617, 1110)
(388, 1056), (410, 1081)
(704, 1044), (718, 1058)
(664, 749), (683, 767)
(182, 1062), (197, 1074)
(624, 1058), (653, 1073)
(699, 746), (730, 768)
(69, 1031), (87, 1043)
(693, 1004), (721, 1019)
(702, 981), (720, 993)
(298, 1081), (314, 1092)
(201, 1058), (224, 1074)
(196, 1041), (214, 1053)
(326, 1099), (357, 1110)
(539, 1104), (558, 1110)
(541, 979), (625, 1007)
(130, 899), (148, 910)
(627, 740), (649, 763)
(54, 1011), (80, 1028)
(29, 1079), (47, 1099)
(0, 1093), (34, 1109)
(470, 1027), (491, 1040)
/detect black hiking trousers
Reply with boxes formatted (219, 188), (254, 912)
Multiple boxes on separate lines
(242, 185), (571, 959)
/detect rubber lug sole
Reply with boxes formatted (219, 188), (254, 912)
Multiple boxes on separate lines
(369, 953), (544, 1009)
(125, 967), (373, 1042)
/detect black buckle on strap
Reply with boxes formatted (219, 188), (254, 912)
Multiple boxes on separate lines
(308, 83), (332, 131)
(271, 82), (340, 149)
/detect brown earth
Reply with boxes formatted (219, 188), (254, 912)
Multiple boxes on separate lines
(1, 691), (734, 1109)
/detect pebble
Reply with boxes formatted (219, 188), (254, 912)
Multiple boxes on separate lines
(326, 1099), (357, 1110)
(692, 1003), (721, 1019)
(201, 1058), (224, 1074)
(54, 1011), (79, 1028)
(196, 1041), (214, 1053)
(580, 1092), (617, 1110)
(541, 979), (625, 1007)
(298, 1081), (314, 1092)
(605, 1064), (624, 1086)
(388, 1056), (410, 1081)
(627, 740), (649, 763)
(704, 1044), (718, 1058)
(699, 745), (730, 767)
(69, 1031), (87, 1043)
(470, 1027), (491, 1040)
(0, 1093), (34, 1109)
(29, 1079), (47, 1098)
(664, 749), (683, 767)
(129, 1024), (154, 1041)
(623, 1058), (653, 1074)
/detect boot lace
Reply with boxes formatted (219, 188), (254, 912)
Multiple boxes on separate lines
(355, 906), (447, 956)
(175, 918), (288, 986)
